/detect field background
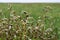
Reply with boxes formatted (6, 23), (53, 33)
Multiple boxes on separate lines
(0, 3), (60, 40)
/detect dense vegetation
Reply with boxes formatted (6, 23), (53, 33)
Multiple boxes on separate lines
(0, 3), (60, 40)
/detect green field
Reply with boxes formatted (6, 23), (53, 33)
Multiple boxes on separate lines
(0, 3), (60, 40)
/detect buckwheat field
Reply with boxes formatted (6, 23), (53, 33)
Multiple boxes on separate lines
(0, 3), (60, 40)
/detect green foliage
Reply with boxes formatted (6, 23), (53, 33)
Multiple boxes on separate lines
(0, 3), (60, 40)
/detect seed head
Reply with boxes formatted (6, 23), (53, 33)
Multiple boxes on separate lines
(45, 28), (53, 32)
(35, 27), (39, 29)
(43, 6), (52, 13)
(17, 16), (20, 18)
(4, 29), (8, 32)
(40, 24), (44, 27)
(29, 39), (32, 40)
(28, 27), (32, 30)
(16, 30), (19, 33)
(14, 35), (17, 38)
(8, 25), (12, 30)
(23, 11), (28, 14)
(46, 6), (52, 9)
(6, 32), (8, 35)
(27, 17), (33, 20)
(8, 3), (12, 10)
(17, 16), (21, 19)
(38, 20), (41, 22)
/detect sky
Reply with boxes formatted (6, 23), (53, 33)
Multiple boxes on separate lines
(0, 0), (60, 3)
